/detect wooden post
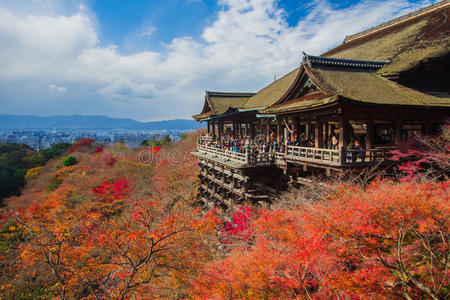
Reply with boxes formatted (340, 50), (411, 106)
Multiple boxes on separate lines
(339, 146), (346, 165)
(394, 119), (402, 145)
(366, 119), (374, 150)
(276, 119), (281, 142)
(315, 120), (323, 148)
(339, 118), (349, 148)
(323, 121), (329, 148)
(230, 170), (235, 193)
(218, 121), (223, 139)
(290, 117), (296, 142)
(207, 121), (211, 135)
(212, 121), (216, 138)
(305, 120), (311, 140)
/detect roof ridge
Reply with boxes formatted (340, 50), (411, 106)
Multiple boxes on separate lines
(344, 0), (450, 43)
(303, 53), (387, 70)
(206, 91), (256, 97)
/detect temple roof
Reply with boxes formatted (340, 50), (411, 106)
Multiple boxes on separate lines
(243, 68), (301, 109)
(192, 91), (255, 120)
(322, 0), (450, 75)
(262, 55), (450, 114)
(304, 54), (387, 70)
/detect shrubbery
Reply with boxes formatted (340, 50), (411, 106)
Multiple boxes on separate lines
(62, 155), (77, 167)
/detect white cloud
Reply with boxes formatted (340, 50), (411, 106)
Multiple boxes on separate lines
(141, 25), (157, 36)
(97, 78), (156, 99)
(48, 84), (67, 93)
(0, 0), (431, 120)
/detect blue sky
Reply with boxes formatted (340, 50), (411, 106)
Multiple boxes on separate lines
(0, 0), (433, 121)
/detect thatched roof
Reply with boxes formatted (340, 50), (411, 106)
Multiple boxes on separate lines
(310, 65), (450, 106)
(263, 55), (450, 114)
(243, 68), (301, 109)
(192, 91), (255, 120)
(322, 1), (450, 75)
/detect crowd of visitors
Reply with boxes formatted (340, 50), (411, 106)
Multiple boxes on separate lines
(198, 133), (368, 163)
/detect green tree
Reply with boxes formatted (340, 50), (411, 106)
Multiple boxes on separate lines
(62, 156), (77, 167)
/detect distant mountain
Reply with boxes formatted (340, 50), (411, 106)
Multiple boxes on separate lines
(0, 115), (204, 130)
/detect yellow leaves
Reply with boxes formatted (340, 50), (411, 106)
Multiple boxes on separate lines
(25, 166), (43, 180)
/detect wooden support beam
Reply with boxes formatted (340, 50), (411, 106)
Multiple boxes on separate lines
(276, 119), (281, 142)
(305, 121), (311, 140)
(323, 121), (329, 148)
(314, 120), (323, 148)
(394, 119), (402, 145)
(315, 120), (323, 148)
(339, 118), (349, 148)
(212, 121), (216, 138)
(366, 119), (374, 150)
(218, 121), (223, 139)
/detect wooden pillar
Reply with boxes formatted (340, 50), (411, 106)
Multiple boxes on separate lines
(305, 120), (311, 140)
(290, 117), (296, 142)
(394, 119), (402, 145)
(207, 121), (211, 135)
(323, 121), (329, 148)
(218, 121), (223, 139)
(366, 119), (374, 150)
(212, 121), (216, 137)
(250, 124), (255, 139)
(315, 120), (323, 148)
(276, 119), (281, 142)
(339, 118), (349, 148)
(266, 119), (271, 141)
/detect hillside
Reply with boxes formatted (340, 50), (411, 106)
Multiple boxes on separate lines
(0, 130), (448, 299)
(0, 114), (204, 130)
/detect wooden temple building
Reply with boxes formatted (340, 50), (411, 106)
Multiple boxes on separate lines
(192, 1), (450, 208)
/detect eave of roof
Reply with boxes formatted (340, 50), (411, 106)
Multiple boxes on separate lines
(192, 111), (213, 120)
(206, 91), (256, 98)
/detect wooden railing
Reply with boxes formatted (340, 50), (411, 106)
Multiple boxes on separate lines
(286, 146), (393, 166)
(286, 146), (340, 165)
(199, 135), (213, 143)
(342, 148), (393, 165)
(196, 143), (393, 167)
(197, 144), (247, 164)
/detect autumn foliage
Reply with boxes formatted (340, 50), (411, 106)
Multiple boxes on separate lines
(193, 181), (449, 299)
(0, 130), (448, 299)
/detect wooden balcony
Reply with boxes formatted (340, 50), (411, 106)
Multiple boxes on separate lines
(193, 143), (394, 169)
(193, 143), (275, 169)
(286, 146), (393, 167)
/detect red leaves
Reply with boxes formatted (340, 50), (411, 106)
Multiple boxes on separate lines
(221, 206), (255, 244)
(95, 146), (104, 153)
(150, 146), (161, 153)
(193, 180), (450, 299)
(92, 178), (129, 202)
(69, 138), (94, 153)
(102, 154), (118, 167)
